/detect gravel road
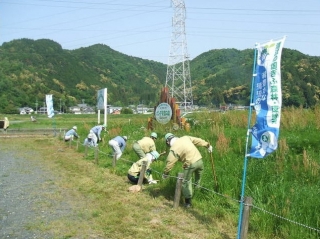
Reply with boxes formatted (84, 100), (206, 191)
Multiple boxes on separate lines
(0, 139), (75, 239)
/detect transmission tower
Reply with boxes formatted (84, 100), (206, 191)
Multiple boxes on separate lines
(165, 0), (193, 111)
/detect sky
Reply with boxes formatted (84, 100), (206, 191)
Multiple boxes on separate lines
(1, 0), (320, 64)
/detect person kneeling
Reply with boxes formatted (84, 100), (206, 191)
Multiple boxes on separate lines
(127, 151), (160, 184)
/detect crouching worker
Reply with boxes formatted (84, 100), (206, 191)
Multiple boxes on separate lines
(108, 135), (127, 160)
(162, 133), (213, 208)
(128, 151), (160, 184)
(83, 131), (98, 147)
(64, 126), (79, 142)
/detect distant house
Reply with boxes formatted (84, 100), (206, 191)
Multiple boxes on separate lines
(69, 106), (81, 114)
(112, 109), (121, 115)
(108, 106), (122, 114)
(38, 107), (47, 114)
(69, 104), (95, 114)
(81, 106), (95, 114)
(19, 107), (34, 114)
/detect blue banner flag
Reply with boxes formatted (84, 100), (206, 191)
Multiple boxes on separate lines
(249, 37), (286, 158)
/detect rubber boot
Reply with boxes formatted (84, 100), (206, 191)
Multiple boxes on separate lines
(184, 198), (192, 208)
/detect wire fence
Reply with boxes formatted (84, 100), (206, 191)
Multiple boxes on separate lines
(2, 131), (319, 235)
(69, 139), (320, 235)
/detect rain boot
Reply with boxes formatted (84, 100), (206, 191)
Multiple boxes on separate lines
(184, 198), (192, 208)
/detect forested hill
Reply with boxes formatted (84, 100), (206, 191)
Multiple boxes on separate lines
(0, 38), (319, 113)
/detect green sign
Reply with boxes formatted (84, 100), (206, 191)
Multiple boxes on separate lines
(155, 103), (172, 124)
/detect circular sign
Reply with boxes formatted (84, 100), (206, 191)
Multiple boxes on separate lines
(155, 103), (172, 124)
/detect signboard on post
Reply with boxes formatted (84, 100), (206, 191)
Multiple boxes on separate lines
(97, 88), (107, 126)
(155, 103), (172, 124)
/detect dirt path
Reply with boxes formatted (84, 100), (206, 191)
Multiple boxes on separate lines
(0, 138), (78, 239)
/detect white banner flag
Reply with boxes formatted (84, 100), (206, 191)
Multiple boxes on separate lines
(249, 36), (286, 158)
(46, 94), (55, 118)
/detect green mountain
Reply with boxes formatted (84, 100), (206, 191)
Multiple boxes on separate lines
(0, 38), (319, 113)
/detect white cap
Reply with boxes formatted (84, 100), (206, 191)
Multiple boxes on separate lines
(73, 126), (77, 130)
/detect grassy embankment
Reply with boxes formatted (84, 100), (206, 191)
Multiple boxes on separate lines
(1, 107), (319, 239)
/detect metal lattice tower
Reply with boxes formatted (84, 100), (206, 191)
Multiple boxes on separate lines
(165, 0), (193, 111)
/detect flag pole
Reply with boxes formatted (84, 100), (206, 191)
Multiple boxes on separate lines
(236, 45), (258, 239)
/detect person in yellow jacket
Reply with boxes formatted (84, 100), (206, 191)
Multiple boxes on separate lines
(162, 133), (213, 208)
(128, 151), (160, 184)
(132, 132), (158, 159)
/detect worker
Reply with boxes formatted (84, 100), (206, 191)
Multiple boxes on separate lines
(128, 151), (160, 184)
(90, 124), (106, 143)
(132, 132), (158, 159)
(162, 133), (213, 208)
(108, 135), (128, 160)
(83, 131), (98, 147)
(64, 126), (79, 142)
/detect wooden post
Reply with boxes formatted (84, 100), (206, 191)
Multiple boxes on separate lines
(240, 196), (253, 239)
(137, 161), (147, 189)
(84, 145), (88, 157)
(76, 140), (79, 150)
(112, 154), (117, 168)
(94, 147), (99, 165)
(173, 173), (184, 208)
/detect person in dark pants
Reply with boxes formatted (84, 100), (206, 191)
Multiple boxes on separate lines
(128, 151), (160, 184)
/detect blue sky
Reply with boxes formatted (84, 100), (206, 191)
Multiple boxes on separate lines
(1, 0), (320, 64)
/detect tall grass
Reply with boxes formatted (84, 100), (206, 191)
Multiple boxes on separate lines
(1, 106), (320, 239)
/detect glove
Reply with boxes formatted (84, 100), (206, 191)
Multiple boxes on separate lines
(162, 173), (169, 179)
(148, 180), (157, 184)
(99, 138), (102, 141)
(208, 145), (213, 153)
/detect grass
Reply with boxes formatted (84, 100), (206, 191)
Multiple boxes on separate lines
(1, 106), (320, 239)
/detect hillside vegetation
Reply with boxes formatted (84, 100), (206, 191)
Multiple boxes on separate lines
(0, 39), (320, 113)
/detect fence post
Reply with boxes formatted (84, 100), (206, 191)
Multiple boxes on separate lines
(84, 145), (88, 157)
(112, 154), (117, 168)
(94, 147), (99, 165)
(137, 161), (147, 189)
(76, 140), (79, 150)
(173, 173), (184, 208)
(240, 196), (253, 239)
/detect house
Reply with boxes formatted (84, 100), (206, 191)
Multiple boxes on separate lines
(19, 107), (34, 114)
(38, 107), (47, 114)
(69, 106), (81, 114)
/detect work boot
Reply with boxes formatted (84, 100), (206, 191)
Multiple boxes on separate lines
(184, 198), (192, 208)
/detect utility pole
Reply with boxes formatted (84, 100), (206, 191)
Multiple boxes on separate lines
(165, 0), (193, 112)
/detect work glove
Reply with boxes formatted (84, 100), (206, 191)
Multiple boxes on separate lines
(148, 180), (157, 184)
(162, 173), (169, 179)
(208, 145), (213, 153)
(99, 138), (102, 141)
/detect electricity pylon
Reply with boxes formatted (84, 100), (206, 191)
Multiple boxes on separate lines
(165, 0), (193, 111)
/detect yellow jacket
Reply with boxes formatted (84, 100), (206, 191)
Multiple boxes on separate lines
(164, 136), (209, 174)
(128, 154), (153, 181)
(137, 137), (156, 153)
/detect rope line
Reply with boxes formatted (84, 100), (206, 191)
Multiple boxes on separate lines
(67, 138), (320, 234)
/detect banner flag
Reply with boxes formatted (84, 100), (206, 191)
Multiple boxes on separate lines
(46, 94), (55, 118)
(249, 37), (286, 158)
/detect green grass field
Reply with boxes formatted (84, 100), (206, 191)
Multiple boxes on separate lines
(1, 107), (319, 239)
